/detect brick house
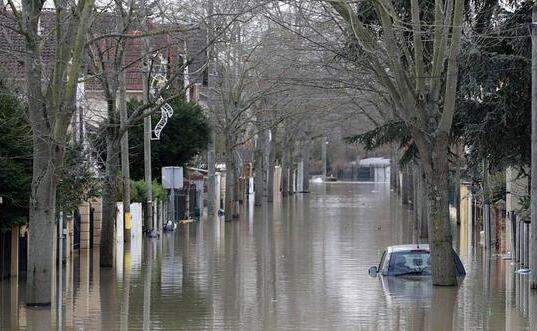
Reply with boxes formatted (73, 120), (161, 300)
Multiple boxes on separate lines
(0, 9), (208, 142)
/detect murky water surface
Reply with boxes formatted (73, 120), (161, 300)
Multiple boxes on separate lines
(2, 183), (536, 330)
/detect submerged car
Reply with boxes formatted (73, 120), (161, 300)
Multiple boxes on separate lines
(368, 244), (466, 277)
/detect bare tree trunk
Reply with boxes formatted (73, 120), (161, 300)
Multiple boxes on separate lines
(23, 0), (95, 305)
(224, 136), (238, 221)
(233, 152), (241, 215)
(408, 166), (415, 205)
(267, 128), (276, 202)
(254, 130), (266, 206)
(26, 138), (60, 305)
(208, 131), (217, 215)
(100, 133), (120, 267)
(423, 134), (457, 286)
(530, 2), (537, 289)
(281, 147), (289, 197)
(302, 141), (310, 193)
(288, 146), (296, 195)
(391, 145), (399, 193)
(413, 163), (420, 243)
(417, 165), (428, 240)
(206, 0), (216, 216)
(453, 145), (462, 226)
(402, 166), (414, 205)
(262, 130), (269, 198)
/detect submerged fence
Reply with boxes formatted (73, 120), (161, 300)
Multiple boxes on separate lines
(509, 212), (530, 269)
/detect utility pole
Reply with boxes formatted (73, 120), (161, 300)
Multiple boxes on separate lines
(119, 67), (131, 242)
(118, 8), (131, 242)
(530, 3), (537, 289)
(143, 91), (153, 233)
(142, 0), (153, 233)
(321, 136), (327, 181)
(207, 0), (217, 216)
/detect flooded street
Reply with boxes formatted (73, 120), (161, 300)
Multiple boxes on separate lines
(2, 183), (536, 330)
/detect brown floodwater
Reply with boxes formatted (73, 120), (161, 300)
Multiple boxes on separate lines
(1, 182), (536, 330)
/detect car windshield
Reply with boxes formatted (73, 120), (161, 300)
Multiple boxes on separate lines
(389, 250), (431, 276)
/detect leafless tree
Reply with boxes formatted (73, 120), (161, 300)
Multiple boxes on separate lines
(271, 0), (464, 285)
(0, 0), (95, 305)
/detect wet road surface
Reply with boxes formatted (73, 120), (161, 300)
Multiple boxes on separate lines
(1, 182), (536, 330)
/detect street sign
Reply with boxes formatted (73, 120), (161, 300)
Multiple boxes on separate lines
(162, 167), (183, 189)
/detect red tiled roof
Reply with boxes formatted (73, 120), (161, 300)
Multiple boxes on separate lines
(0, 10), (207, 92)
(0, 10), (57, 81)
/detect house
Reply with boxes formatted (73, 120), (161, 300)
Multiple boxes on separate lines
(0, 9), (208, 143)
(357, 157), (391, 182)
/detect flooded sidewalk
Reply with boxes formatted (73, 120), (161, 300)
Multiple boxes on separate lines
(1, 183), (536, 330)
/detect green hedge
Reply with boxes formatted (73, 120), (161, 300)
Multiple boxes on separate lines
(130, 180), (167, 203)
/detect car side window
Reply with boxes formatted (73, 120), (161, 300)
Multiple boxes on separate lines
(381, 253), (390, 274)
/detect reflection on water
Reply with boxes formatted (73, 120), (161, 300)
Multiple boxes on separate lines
(1, 183), (534, 330)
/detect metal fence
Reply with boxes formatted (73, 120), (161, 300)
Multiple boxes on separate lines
(170, 185), (197, 221)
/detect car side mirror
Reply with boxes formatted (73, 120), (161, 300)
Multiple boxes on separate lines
(368, 266), (378, 277)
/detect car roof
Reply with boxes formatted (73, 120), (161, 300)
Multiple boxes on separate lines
(387, 244), (430, 253)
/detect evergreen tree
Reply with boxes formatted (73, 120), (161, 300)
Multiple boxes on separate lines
(129, 98), (210, 181)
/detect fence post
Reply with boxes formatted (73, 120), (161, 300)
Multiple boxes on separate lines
(65, 213), (73, 262)
(186, 183), (191, 219)
(521, 220), (525, 266)
(484, 204), (491, 252)
(517, 219), (524, 264)
(516, 216), (521, 262)
(162, 200), (165, 222)
(523, 220), (527, 267)
(510, 212), (516, 258)
(79, 202), (90, 250)
(159, 200), (163, 230)
(524, 222), (530, 268)
(153, 200), (158, 229)
(91, 198), (102, 247)
(520, 220), (528, 267)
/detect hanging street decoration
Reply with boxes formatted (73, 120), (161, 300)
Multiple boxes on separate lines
(150, 53), (173, 140)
